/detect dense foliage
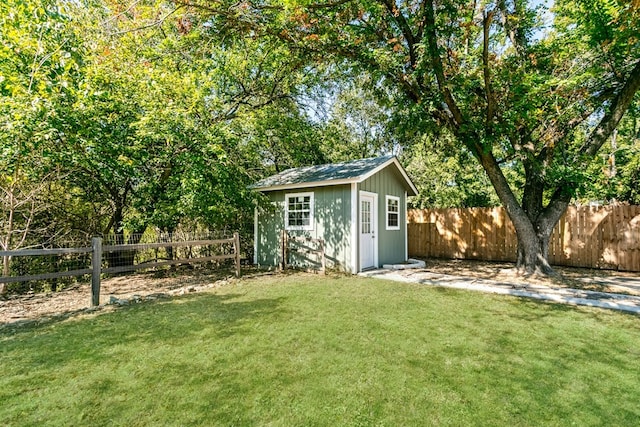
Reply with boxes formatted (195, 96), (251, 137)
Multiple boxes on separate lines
(0, 0), (331, 292)
(183, 0), (640, 273)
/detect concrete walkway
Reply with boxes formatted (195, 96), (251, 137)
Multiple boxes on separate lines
(359, 269), (640, 315)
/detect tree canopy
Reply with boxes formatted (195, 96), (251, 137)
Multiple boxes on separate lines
(186, 0), (640, 273)
(1, 0), (330, 289)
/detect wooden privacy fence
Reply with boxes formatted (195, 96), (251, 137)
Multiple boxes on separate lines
(0, 233), (241, 306)
(408, 205), (640, 272)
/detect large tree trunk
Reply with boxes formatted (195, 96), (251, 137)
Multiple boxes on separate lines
(475, 148), (568, 275)
(513, 160), (569, 275)
(469, 59), (640, 275)
(514, 221), (555, 275)
(161, 226), (177, 261)
(514, 195), (570, 275)
(106, 230), (145, 270)
(509, 208), (557, 275)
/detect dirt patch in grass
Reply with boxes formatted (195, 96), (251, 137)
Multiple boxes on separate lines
(0, 266), (260, 327)
(1, 260), (637, 327)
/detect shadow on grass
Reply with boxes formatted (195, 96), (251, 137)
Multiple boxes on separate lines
(0, 291), (287, 368)
(0, 268), (286, 334)
(505, 296), (575, 318)
(487, 294), (640, 323)
(0, 291), (292, 426)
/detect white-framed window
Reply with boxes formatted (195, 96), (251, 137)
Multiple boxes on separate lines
(386, 195), (400, 230)
(285, 192), (314, 230)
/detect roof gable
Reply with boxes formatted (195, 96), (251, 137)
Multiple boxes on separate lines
(251, 155), (418, 196)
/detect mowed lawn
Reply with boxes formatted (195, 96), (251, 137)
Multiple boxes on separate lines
(1, 274), (639, 426)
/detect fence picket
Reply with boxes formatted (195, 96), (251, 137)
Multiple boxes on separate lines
(280, 231), (326, 274)
(408, 206), (640, 272)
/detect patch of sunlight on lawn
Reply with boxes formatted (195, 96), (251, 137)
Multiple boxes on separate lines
(1, 274), (639, 426)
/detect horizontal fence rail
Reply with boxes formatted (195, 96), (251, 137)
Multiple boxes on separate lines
(102, 239), (235, 252)
(281, 230), (326, 274)
(1, 233), (242, 306)
(408, 205), (640, 272)
(0, 247), (92, 256)
(0, 247), (94, 284)
(102, 255), (238, 275)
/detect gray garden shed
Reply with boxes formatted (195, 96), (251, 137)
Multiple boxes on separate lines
(250, 155), (418, 273)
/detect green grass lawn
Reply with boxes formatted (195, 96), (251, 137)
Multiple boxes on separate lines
(1, 274), (639, 426)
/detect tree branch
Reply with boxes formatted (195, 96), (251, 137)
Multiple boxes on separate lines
(415, 0), (430, 42)
(483, 9), (497, 127)
(424, 0), (463, 128)
(497, 0), (526, 55)
(107, 5), (183, 36)
(379, 0), (418, 67)
(581, 59), (640, 157)
(537, 60), (640, 231)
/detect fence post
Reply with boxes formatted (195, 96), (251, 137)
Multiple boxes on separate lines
(280, 229), (287, 271)
(320, 239), (326, 275)
(233, 232), (241, 277)
(91, 236), (102, 307)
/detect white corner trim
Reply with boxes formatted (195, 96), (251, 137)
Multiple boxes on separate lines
(253, 205), (258, 265)
(351, 183), (358, 274)
(404, 191), (408, 261)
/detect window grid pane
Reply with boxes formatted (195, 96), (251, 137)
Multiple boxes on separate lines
(287, 193), (312, 228)
(387, 197), (400, 229)
(361, 201), (371, 234)
(388, 213), (398, 227)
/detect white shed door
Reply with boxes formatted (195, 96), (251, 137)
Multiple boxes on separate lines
(359, 193), (377, 270)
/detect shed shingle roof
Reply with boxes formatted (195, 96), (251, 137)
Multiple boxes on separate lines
(250, 155), (418, 195)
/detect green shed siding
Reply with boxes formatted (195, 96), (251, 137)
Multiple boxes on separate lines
(359, 166), (407, 266)
(256, 185), (353, 271)
(255, 199), (283, 267)
(254, 157), (414, 272)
